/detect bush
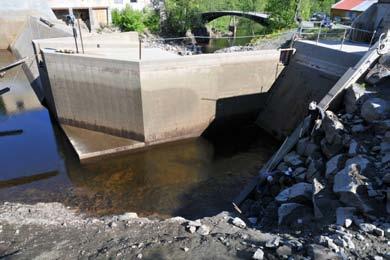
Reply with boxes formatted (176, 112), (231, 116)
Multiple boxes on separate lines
(112, 5), (160, 33)
(143, 10), (160, 33)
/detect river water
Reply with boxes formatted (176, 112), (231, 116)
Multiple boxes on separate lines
(0, 50), (278, 219)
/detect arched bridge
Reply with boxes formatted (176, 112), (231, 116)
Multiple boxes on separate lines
(201, 11), (269, 25)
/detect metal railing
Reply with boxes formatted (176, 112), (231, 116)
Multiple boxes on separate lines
(297, 26), (377, 50)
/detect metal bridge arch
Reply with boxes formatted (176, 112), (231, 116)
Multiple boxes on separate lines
(201, 11), (269, 25)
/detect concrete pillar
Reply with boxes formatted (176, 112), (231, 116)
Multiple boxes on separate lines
(107, 7), (112, 25)
(88, 7), (95, 30)
(68, 8), (74, 16)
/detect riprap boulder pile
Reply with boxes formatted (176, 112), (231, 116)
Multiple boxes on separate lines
(241, 81), (390, 259)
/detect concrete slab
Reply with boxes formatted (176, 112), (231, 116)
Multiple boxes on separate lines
(62, 124), (145, 161)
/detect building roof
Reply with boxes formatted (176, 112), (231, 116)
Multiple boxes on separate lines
(332, 0), (377, 11)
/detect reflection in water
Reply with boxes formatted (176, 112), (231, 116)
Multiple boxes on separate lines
(0, 50), (278, 219)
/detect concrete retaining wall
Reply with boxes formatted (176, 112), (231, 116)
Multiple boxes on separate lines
(0, 0), (71, 100)
(42, 51), (144, 140)
(256, 41), (364, 139)
(0, 0), (57, 49)
(40, 48), (281, 144)
(140, 51), (280, 143)
(11, 17), (71, 99)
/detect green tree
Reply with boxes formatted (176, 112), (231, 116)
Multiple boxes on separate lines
(163, 0), (202, 35)
(265, 0), (299, 31)
(112, 5), (160, 33)
(112, 6), (145, 32)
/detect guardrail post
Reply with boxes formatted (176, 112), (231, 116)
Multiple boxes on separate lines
(316, 26), (322, 45)
(340, 28), (347, 50)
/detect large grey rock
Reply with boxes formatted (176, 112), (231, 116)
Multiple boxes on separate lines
(265, 236), (281, 248)
(312, 178), (324, 219)
(277, 203), (304, 225)
(333, 164), (365, 194)
(306, 158), (325, 182)
(325, 154), (346, 179)
(359, 223), (377, 233)
(307, 244), (342, 260)
(321, 138), (344, 159)
(276, 245), (292, 257)
(344, 83), (368, 114)
(276, 183), (313, 203)
(232, 217), (246, 229)
(361, 98), (390, 122)
(336, 207), (355, 227)
(197, 224), (210, 236)
(333, 164), (370, 211)
(292, 167), (306, 179)
(318, 236), (340, 252)
(365, 61), (390, 85)
(348, 139), (360, 157)
(283, 151), (304, 167)
(381, 142), (390, 154)
(296, 137), (320, 157)
(345, 155), (370, 174)
(252, 249), (264, 260)
(322, 111), (345, 144)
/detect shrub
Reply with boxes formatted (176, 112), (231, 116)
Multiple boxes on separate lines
(112, 6), (145, 32)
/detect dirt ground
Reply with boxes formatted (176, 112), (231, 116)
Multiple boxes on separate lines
(0, 202), (388, 259)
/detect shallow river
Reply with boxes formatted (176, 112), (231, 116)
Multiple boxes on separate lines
(0, 50), (278, 219)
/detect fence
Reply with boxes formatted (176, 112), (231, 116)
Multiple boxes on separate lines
(297, 26), (377, 50)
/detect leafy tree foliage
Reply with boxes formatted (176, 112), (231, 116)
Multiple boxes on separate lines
(112, 0), (337, 35)
(112, 5), (160, 33)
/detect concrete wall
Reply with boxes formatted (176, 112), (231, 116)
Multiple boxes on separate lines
(0, 0), (72, 101)
(0, 0), (58, 49)
(40, 47), (281, 144)
(41, 50), (144, 140)
(351, 2), (390, 42)
(256, 41), (364, 139)
(11, 17), (71, 99)
(139, 51), (280, 144)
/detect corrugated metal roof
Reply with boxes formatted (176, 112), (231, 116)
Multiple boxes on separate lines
(332, 0), (377, 11)
(352, 0), (377, 11)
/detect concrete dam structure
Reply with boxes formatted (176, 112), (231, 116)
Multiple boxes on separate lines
(34, 33), (282, 159)
(2, 0), (378, 161)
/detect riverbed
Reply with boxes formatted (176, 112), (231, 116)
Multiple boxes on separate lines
(0, 50), (278, 219)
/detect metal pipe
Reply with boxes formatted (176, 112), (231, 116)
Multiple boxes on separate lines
(72, 26), (79, 54)
(0, 58), (27, 73)
(0, 87), (10, 96)
(316, 25), (322, 45)
(340, 28), (347, 50)
(77, 18), (85, 54)
(139, 39), (142, 60)
(39, 17), (54, 27)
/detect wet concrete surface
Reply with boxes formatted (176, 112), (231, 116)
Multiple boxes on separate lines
(0, 50), (278, 219)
